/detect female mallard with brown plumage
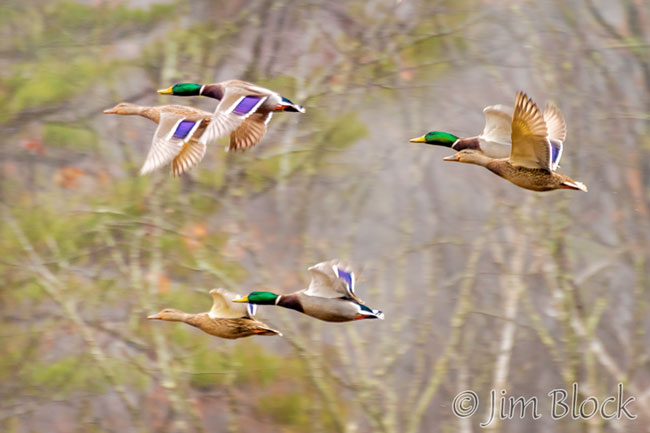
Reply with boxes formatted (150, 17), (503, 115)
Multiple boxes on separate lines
(147, 288), (281, 339)
(157, 80), (305, 151)
(233, 260), (384, 323)
(104, 102), (212, 176)
(443, 92), (587, 192)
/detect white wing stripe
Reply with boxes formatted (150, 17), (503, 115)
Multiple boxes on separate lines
(165, 118), (184, 142)
(184, 119), (202, 143)
(224, 96), (245, 115)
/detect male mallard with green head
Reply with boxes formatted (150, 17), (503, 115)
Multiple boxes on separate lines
(410, 102), (566, 166)
(409, 104), (513, 158)
(157, 80), (305, 151)
(148, 288), (281, 339)
(233, 260), (384, 323)
(442, 92), (586, 192)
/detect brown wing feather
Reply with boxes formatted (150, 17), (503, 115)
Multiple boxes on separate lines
(171, 122), (208, 176)
(228, 112), (271, 151)
(510, 92), (551, 170)
(172, 137), (206, 176)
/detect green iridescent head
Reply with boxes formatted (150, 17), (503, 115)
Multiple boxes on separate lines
(157, 82), (202, 96)
(409, 131), (459, 147)
(233, 291), (279, 305)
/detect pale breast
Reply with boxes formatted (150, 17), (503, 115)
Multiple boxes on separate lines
(297, 295), (360, 322)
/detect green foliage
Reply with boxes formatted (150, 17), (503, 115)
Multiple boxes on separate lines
(2, 1), (176, 52)
(45, 1), (175, 33)
(258, 392), (310, 428)
(140, 20), (241, 80)
(19, 353), (149, 398)
(322, 112), (368, 152)
(2, 58), (116, 123)
(188, 344), (306, 389)
(229, 344), (285, 386)
(43, 122), (98, 150)
(13, 280), (45, 301)
(0, 0), (177, 122)
(25, 355), (107, 397)
(243, 110), (368, 189)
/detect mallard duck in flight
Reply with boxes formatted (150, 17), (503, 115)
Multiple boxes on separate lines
(233, 260), (384, 323)
(442, 92), (585, 192)
(157, 80), (305, 152)
(104, 102), (212, 176)
(410, 102), (565, 168)
(147, 288), (281, 339)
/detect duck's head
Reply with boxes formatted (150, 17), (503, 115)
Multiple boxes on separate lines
(157, 82), (203, 96)
(443, 149), (491, 166)
(409, 131), (459, 147)
(233, 291), (279, 305)
(355, 304), (384, 320)
(147, 308), (186, 321)
(103, 102), (142, 115)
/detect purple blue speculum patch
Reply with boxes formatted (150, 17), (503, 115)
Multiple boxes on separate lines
(173, 120), (196, 139)
(233, 96), (262, 115)
(552, 146), (559, 163)
(337, 269), (353, 288)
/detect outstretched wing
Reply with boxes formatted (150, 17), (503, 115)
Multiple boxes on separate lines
(479, 105), (512, 145)
(304, 260), (362, 302)
(199, 87), (269, 147)
(332, 264), (364, 304)
(543, 103), (566, 143)
(209, 288), (256, 319)
(228, 111), (272, 151)
(140, 113), (202, 175)
(304, 262), (342, 298)
(171, 135), (207, 176)
(544, 103), (566, 170)
(509, 92), (551, 170)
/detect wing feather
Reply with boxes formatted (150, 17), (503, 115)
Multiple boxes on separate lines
(478, 104), (513, 158)
(140, 113), (187, 175)
(209, 288), (252, 319)
(544, 103), (566, 170)
(172, 137), (206, 176)
(228, 111), (271, 151)
(543, 103), (566, 142)
(480, 104), (512, 144)
(303, 260), (362, 302)
(199, 87), (269, 147)
(509, 92), (551, 170)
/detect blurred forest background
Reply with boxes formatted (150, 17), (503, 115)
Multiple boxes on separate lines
(1, 0), (649, 432)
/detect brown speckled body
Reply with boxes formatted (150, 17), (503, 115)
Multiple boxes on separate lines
(486, 160), (580, 192)
(148, 309), (280, 339)
(185, 313), (278, 339)
(444, 149), (586, 192)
